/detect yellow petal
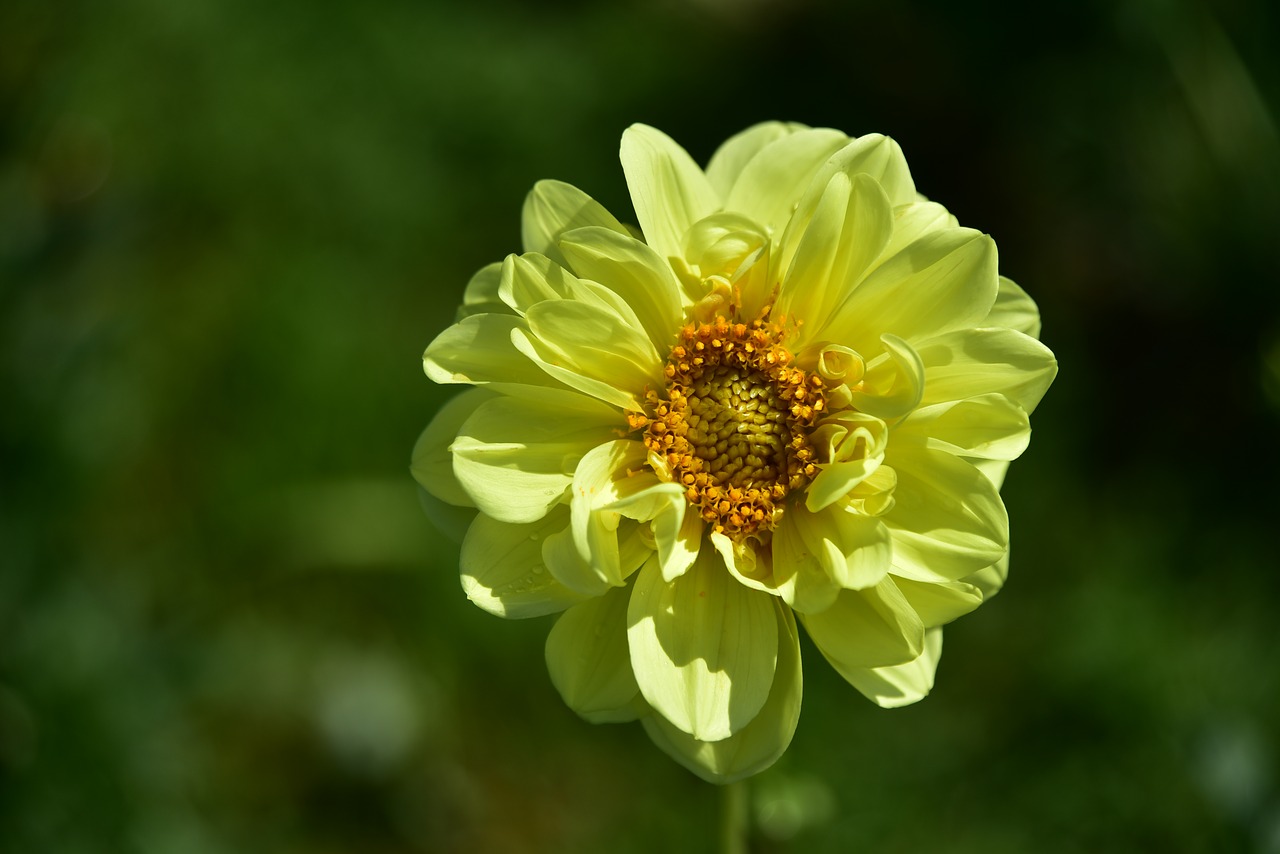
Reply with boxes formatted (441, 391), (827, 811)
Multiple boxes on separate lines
(800, 576), (924, 669)
(882, 445), (1009, 583)
(641, 601), (801, 783)
(620, 124), (720, 262)
(915, 326), (1057, 414)
(836, 627), (943, 709)
(521, 179), (627, 266)
(460, 507), (587, 618)
(451, 389), (619, 524)
(545, 581), (641, 723)
(627, 549), (778, 742)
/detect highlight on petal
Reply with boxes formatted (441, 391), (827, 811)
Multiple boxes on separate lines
(704, 121), (805, 199)
(423, 313), (558, 389)
(512, 297), (662, 410)
(776, 172), (894, 348)
(893, 393), (1031, 462)
(876, 201), (959, 264)
(460, 507), (588, 619)
(627, 549), (778, 742)
(894, 577), (983, 628)
(800, 576), (924, 671)
(839, 627), (943, 709)
(557, 226), (686, 350)
(450, 388), (620, 525)
(772, 504), (892, 614)
(620, 124), (720, 262)
(824, 227), (999, 357)
(722, 127), (851, 238)
(813, 133), (917, 208)
(521, 179), (628, 265)
(986, 276), (1043, 339)
(882, 445), (1009, 583)
(641, 600), (802, 784)
(915, 326), (1058, 414)
(546, 581), (641, 723)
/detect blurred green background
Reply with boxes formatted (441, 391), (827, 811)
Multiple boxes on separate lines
(3, 0), (1279, 851)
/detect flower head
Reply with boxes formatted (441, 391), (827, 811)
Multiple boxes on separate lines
(413, 123), (1057, 783)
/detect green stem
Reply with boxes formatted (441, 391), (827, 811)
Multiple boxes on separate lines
(720, 779), (749, 854)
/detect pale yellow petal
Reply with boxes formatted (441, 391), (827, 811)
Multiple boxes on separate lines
(723, 128), (851, 238)
(451, 389), (619, 525)
(824, 228), (998, 358)
(882, 445), (1009, 583)
(512, 298), (662, 410)
(557, 226), (686, 350)
(894, 577), (983, 628)
(410, 388), (492, 506)
(456, 262), (511, 318)
(423, 313), (559, 389)
(838, 627), (943, 709)
(892, 393), (1031, 461)
(521, 179), (627, 265)
(641, 601), (801, 783)
(460, 508), (587, 618)
(545, 581), (641, 723)
(705, 121), (805, 199)
(628, 549), (778, 742)
(800, 576), (924, 670)
(985, 276), (1043, 339)
(776, 172), (894, 348)
(620, 124), (720, 262)
(915, 327), (1058, 414)
(773, 505), (892, 613)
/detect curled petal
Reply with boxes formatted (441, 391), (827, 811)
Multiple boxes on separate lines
(641, 600), (801, 784)
(457, 262), (511, 318)
(848, 334), (925, 420)
(806, 411), (889, 512)
(544, 440), (653, 594)
(628, 549), (778, 742)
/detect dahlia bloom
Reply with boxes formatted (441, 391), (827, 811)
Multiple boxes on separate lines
(413, 123), (1056, 783)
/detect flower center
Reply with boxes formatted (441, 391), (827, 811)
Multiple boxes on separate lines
(635, 315), (826, 538)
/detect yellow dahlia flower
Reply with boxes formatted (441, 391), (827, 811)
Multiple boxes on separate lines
(413, 123), (1057, 783)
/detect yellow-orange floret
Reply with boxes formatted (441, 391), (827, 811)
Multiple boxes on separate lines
(635, 314), (825, 539)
